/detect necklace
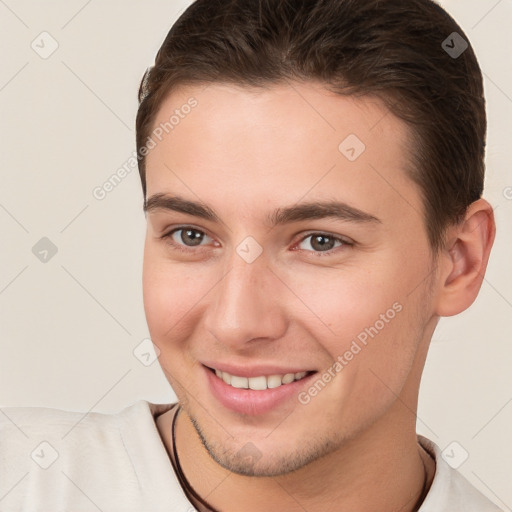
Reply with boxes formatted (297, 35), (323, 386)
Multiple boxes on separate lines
(171, 405), (219, 512)
(171, 404), (431, 512)
(411, 446), (430, 511)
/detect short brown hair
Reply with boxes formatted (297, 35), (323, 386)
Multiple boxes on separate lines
(136, 0), (486, 252)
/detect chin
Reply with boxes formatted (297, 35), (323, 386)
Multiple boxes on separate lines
(189, 410), (340, 477)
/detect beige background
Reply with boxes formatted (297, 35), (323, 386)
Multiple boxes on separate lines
(0, 0), (510, 508)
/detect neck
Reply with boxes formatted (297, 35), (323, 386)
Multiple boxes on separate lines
(174, 397), (435, 512)
(171, 330), (437, 511)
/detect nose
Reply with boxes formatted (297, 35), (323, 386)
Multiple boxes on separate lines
(202, 252), (288, 351)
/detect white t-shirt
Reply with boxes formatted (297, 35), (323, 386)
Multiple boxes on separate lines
(0, 400), (503, 511)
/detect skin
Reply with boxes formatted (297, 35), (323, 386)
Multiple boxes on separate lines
(143, 82), (495, 512)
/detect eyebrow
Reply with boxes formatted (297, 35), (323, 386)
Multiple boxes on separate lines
(144, 193), (381, 226)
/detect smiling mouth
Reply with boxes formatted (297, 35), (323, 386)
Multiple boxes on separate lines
(206, 366), (315, 391)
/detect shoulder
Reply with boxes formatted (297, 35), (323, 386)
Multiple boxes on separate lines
(418, 435), (504, 512)
(0, 400), (183, 512)
(0, 399), (158, 456)
(0, 399), (173, 439)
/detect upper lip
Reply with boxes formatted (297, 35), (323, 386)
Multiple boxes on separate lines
(202, 362), (315, 378)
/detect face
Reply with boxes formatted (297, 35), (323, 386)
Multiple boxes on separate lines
(142, 82), (438, 477)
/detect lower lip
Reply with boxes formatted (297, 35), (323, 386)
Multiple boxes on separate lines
(204, 366), (316, 416)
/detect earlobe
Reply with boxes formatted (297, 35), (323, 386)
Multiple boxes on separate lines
(435, 199), (496, 317)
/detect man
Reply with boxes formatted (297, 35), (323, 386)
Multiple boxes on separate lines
(0, 0), (503, 510)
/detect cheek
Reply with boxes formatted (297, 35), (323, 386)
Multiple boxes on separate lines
(283, 261), (420, 395)
(142, 245), (211, 345)
(142, 257), (204, 381)
(279, 263), (402, 349)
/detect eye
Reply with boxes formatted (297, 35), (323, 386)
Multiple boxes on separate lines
(160, 227), (352, 257)
(295, 232), (352, 256)
(161, 226), (215, 252)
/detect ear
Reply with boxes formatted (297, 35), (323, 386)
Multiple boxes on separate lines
(435, 198), (496, 317)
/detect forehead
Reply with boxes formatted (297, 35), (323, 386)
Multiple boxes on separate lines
(145, 81), (422, 227)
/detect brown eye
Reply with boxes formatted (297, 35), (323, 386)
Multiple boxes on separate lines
(164, 227), (213, 249)
(309, 234), (337, 251)
(296, 232), (352, 256)
(176, 228), (205, 246)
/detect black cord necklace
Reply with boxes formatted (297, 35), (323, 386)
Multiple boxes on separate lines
(171, 405), (220, 512)
(171, 404), (430, 512)
(411, 447), (431, 511)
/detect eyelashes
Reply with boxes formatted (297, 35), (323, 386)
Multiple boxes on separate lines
(160, 226), (353, 257)
(161, 227), (214, 253)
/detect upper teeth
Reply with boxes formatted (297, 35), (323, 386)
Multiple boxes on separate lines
(214, 369), (308, 390)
